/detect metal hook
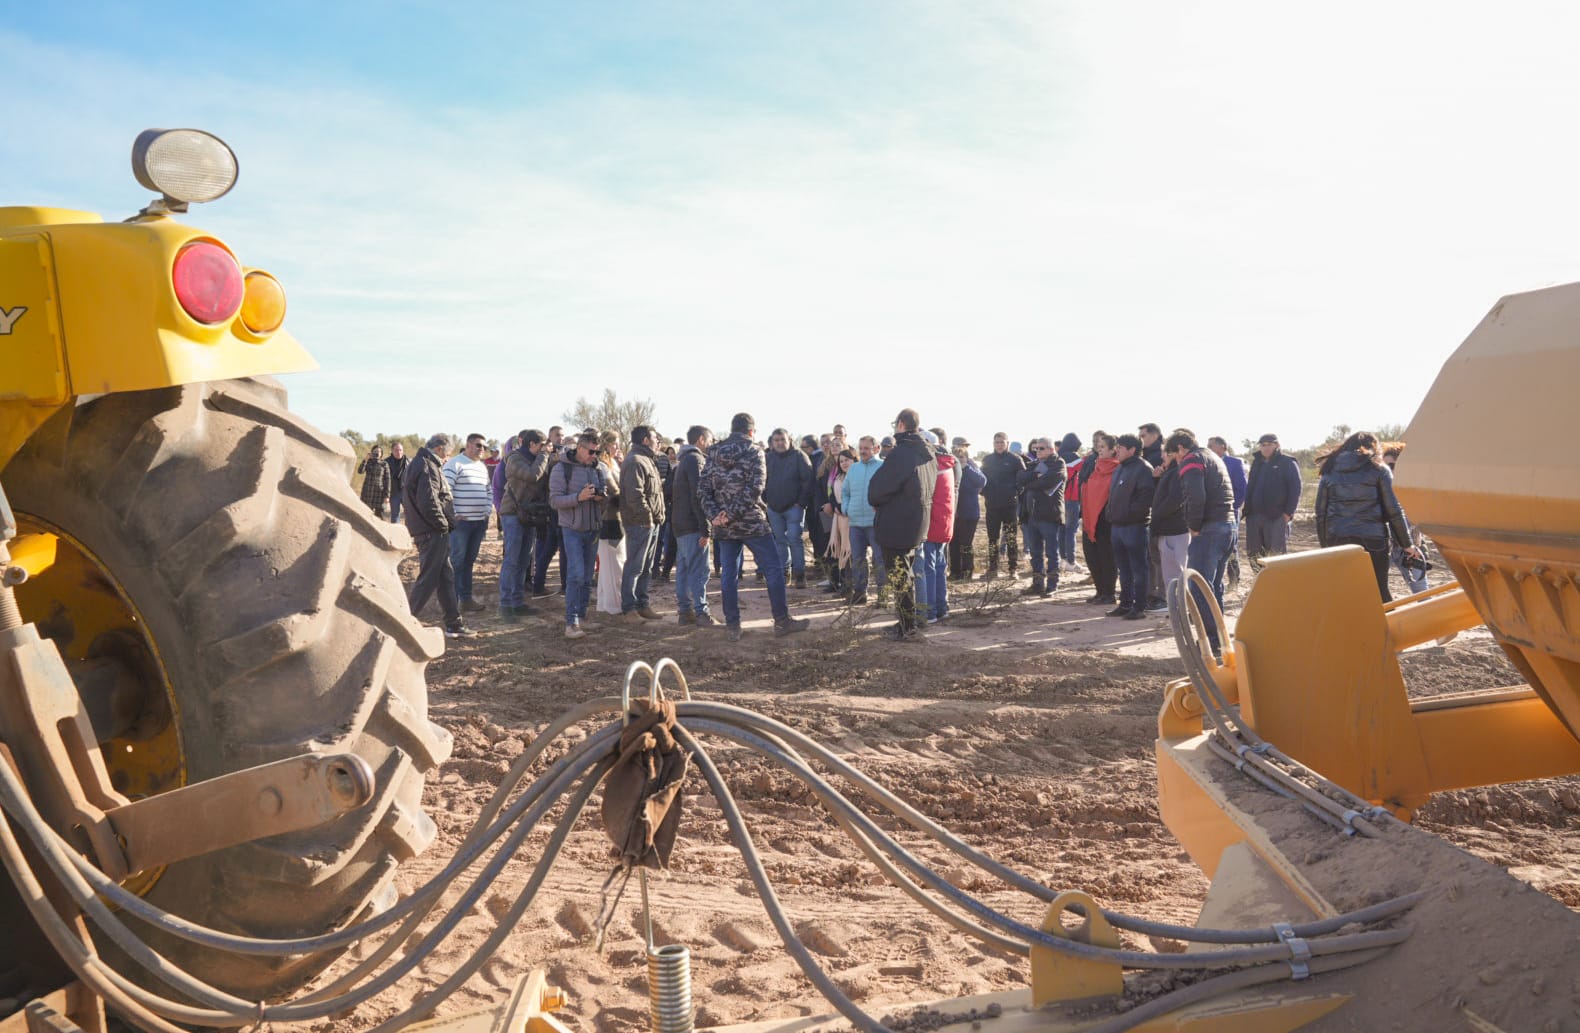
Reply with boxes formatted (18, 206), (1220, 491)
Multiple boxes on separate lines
(620, 661), (657, 726)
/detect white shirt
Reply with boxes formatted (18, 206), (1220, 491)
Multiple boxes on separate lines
(442, 453), (493, 521)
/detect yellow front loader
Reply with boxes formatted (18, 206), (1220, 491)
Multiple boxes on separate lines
(0, 130), (451, 1017)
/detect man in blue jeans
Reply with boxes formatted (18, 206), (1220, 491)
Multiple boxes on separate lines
(1170, 430), (1236, 655)
(670, 425), (716, 625)
(1015, 438), (1066, 598)
(764, 428), (814, 589)
(841, 435), (885, 604)
(698, 413), (810, 641)
(548, 432), (610, 639)
(1104, 434), (1155, 619)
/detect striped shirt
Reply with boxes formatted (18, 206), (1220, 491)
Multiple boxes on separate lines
(442, 454), (494, 521)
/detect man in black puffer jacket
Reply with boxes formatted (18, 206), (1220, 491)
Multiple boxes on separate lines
(1172, 429), (1235, 655)
(867, 408), (938, 640)
(980, 431), (1027, 579)
(1105, 434), (1155, 619)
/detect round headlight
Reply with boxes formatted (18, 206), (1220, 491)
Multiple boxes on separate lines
(132, 129), (238, 205)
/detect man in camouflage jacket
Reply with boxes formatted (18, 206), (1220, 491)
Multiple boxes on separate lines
(698, 413), (809, 641)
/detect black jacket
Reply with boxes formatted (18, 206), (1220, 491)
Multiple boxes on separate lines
(763, 447), (814, 512)
(671, 445), (709, 537)
(1105, 455), (1156, 526)
(1246, 452), (1303, 518)
(384, 452), (409, 492)
(1015, 455), (1067, 523)
(1142, 439), (1164, 469)
(1150, 462), (1187, 536)
(867, 431), (938, 552)
(981, 450), (1027, 509)
(401, 447), (455, 537)
(1316, 451), (1412, 547)
(1178, 448), (1234, 532)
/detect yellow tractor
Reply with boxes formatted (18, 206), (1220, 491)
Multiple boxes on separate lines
(0, 130), (450, 1008)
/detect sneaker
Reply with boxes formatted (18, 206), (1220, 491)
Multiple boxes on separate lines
(564, 624), (586, 640)
(926, 615), (941, 625)
(496, 607), (523, 624)
(637, 606), (663, 620)
(677, 611), (696, 626)
(1124, 609), (1147, 621)
(774, 616), (810, 637)
(622, 610), (646, 624)
(511, 603), (537, 617)
(793, 573), (807, 589)
(1106, 606), (1131, 618)
(884, 622), (926, 642)
(816, 580), (833, 589)
(1145, 599), (1168, 613)
(445, 624), (477, 639)
(460, 598), (485, 613)
(532, 588), (555, 599)
(695, 612), (719, 627)
(1087, 594), (1115, 605)
(1061, 560), (1080, 574)
(726, 624), (742, 642)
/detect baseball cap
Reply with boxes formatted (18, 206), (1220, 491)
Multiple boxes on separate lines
(1258, 433), (1279, 445)
(880, 436), (895, 447)
(951, 436), (970, 448)
(921, 430), (938, 446)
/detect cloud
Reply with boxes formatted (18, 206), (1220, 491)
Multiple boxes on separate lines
(7, 5), (1580, 449)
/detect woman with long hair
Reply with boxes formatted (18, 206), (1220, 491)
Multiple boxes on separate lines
(825, 446), (857, 596)
(595, 430), (625, 615)
(1315, 431), (1421, 601)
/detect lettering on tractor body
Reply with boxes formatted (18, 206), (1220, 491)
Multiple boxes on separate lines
(0, 306), (26, 335)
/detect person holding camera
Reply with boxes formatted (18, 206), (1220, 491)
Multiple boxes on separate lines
(357, 444), (389, 518)
(549, 432), (612, 639)
(1315, 431), (1421, 603)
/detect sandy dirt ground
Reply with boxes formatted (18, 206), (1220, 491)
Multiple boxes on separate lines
(329, 521), (1580, 1032)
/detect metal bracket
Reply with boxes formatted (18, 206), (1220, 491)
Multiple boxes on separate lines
(1028, 890), (1123, 1007)
(0, 616), (374, 879)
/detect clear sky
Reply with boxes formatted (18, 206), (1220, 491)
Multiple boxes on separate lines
(5, 2), (1580, 452)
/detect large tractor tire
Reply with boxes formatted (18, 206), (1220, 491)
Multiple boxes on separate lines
(0, 377), (451, 999)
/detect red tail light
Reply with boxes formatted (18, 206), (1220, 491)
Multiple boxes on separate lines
(172, 241), (244, 324)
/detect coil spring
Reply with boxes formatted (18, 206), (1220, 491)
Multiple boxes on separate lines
(647, 942), (693, 1033)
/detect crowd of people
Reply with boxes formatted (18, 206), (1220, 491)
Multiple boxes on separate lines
(354, 414), (1427, 649)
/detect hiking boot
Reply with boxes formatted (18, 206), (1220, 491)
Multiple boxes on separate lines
(445, 624), (477, 639)
(793, 572), (807, 589)
(677, 611), (696, 626)
(460, 598), (485, 613)
(564, 623), (586, 640)
(622, 610), (646, 624)
(1106, 606), (1131, 617)
(726, 624), (742, 642)
(774, 616), (810, 637)
(637, 605), (663, 620)
(695, 612), (719, 627)
(1021, 575), (1045, 596)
